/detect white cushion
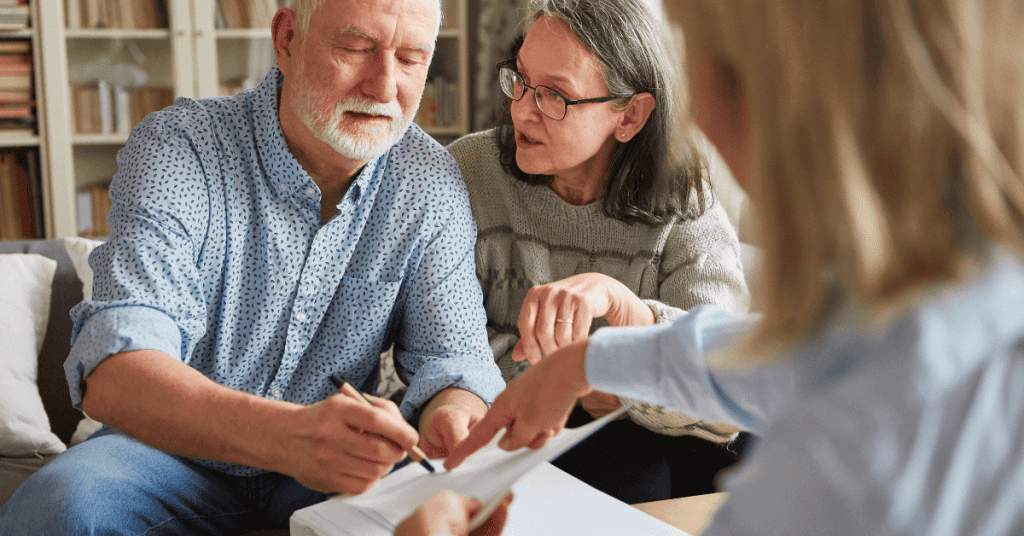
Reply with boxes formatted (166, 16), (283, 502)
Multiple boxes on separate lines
(0, 254), (67, 457)
(63, 237), (106, 445)
(63, 237), (104, 301)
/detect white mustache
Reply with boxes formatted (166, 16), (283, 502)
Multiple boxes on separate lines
(336, 97), (402, 121)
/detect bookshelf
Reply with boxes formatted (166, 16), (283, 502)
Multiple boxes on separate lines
(33, 0), (471, 238)
(0, 1), (45, 240)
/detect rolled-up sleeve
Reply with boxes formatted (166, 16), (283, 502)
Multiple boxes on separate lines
(64, 107), (212, 409)
(392, 162), (505, 419)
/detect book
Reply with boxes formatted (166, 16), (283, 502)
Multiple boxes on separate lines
(78, 182), (111, 237)
(290, 408), (686, 536)
(0, 151), (41, 239)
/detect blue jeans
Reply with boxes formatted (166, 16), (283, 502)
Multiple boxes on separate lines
(0, 428), (328, 535)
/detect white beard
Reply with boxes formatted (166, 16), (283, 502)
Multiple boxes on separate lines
(291, 66), (418, 161)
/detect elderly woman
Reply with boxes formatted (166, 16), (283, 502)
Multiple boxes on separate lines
(445, 0), (749, 503)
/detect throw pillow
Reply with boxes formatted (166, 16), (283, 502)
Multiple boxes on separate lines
(63, 236), (104, 301)
(0, 254), (67, 457)
(62, 237), (106, 445)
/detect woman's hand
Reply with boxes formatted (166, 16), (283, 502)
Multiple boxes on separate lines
(446, 340), (592, 470)
(394, 490), (513, 536)
(512, 273), (655, 364)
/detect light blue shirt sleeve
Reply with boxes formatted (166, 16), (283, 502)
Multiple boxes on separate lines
(590, 250), (1024, 536)
(585, 305), (794, 434)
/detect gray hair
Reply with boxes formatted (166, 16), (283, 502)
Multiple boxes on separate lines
(496, 0), (709, 225)
(287, 0), (442, 34)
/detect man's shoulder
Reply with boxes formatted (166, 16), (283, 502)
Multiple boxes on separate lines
(386, 124), (464, 185)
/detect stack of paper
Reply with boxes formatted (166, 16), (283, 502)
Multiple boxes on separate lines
(291, 408), (688, 536)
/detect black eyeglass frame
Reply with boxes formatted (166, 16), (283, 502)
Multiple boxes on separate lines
(496, 59), (628, 121)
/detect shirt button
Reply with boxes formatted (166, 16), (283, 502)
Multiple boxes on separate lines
(306, 186), (316, 197)
(272, 387), (282, 397)
(295, 311), (307, 322)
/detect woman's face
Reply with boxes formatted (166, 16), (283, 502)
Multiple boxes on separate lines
(511, 17), (622, 184)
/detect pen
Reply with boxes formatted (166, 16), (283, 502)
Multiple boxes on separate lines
(326, 375), (437, 473)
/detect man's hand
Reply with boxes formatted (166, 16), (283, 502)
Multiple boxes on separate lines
(395, 490), (513, 536)
(418, 387), (489, 459)
(284, 390), (420, 495)
(445, 340), (592, 471)
(579, 390), (623, 420)
(512, 273), (654, 364)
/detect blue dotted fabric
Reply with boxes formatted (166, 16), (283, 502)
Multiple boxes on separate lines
(65, 67), (504, 476)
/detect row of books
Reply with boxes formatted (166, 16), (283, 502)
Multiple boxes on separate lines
(414, 76), (459, 129)
(76, 181), (110, 237)
(71, 81), (173, 135)
(64, 0), (167, 29)
(0, 149), (43, 240)
(215, 0), (282, 29)
(0, 39), (34, 138)
(0, 0), (29, 31)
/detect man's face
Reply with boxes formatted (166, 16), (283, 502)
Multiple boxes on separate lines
(280, 0), (437, 164)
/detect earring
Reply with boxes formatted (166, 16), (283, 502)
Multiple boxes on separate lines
(619, 133), (626, 139)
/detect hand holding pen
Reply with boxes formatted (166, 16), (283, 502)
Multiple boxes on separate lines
(327, 375), (436, 473)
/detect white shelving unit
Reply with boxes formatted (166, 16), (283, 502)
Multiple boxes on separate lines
(34, 0), (471, 238)
(0, 7), (48, 238)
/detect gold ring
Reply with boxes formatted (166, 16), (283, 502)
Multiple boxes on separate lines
(555, 319), (573, 324)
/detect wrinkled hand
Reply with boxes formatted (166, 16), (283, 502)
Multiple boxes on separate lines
(418, 388), (489, 459)
(286, 391), (419, 495)
(394, 490), (514, 536)
(445, 340), (592, 471)
(579, 390), (623, 420)
(512, 273), (654, 365)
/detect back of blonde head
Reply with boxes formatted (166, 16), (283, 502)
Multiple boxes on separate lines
(667, 0), (1024, 357)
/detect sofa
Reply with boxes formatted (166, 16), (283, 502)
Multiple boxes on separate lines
(1, 237), (291, 534)
(0, 239), (86, 505)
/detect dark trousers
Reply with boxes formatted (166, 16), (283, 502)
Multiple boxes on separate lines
(551, 405), (754, 504)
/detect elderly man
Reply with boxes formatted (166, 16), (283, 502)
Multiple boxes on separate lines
(0, 0), (503, 532)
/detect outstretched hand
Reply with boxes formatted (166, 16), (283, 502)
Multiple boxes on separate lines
(445, 340), (593, 470)
(512, 273), (654, 364)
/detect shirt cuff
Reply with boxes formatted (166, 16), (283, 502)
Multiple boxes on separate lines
(398, 353), (505, 421)
(65, 306), (183, 409)
(586, 321), (679, 402)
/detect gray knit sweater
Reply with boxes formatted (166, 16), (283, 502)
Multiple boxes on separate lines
(447, 129), (750, 443)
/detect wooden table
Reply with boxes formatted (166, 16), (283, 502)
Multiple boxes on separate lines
(633, 492), (728, 535)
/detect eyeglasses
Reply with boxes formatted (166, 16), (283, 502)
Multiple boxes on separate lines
(497, 60), (627, 121)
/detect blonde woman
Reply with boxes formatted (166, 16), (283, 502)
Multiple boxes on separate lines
(446, 0), (1024, 534)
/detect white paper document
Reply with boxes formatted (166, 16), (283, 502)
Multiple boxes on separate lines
(290, 407), (688, 535)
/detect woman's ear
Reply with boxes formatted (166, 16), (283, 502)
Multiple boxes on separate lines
(616, 93), (655, 142)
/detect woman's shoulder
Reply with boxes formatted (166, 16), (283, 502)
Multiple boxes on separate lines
(446, 129), (500, 171)
(446, 129), (515, 194)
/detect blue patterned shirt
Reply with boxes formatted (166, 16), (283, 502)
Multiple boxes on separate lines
(66, 67), (505, 476)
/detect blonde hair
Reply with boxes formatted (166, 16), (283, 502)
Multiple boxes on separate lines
(666, 0), (1024, 358)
